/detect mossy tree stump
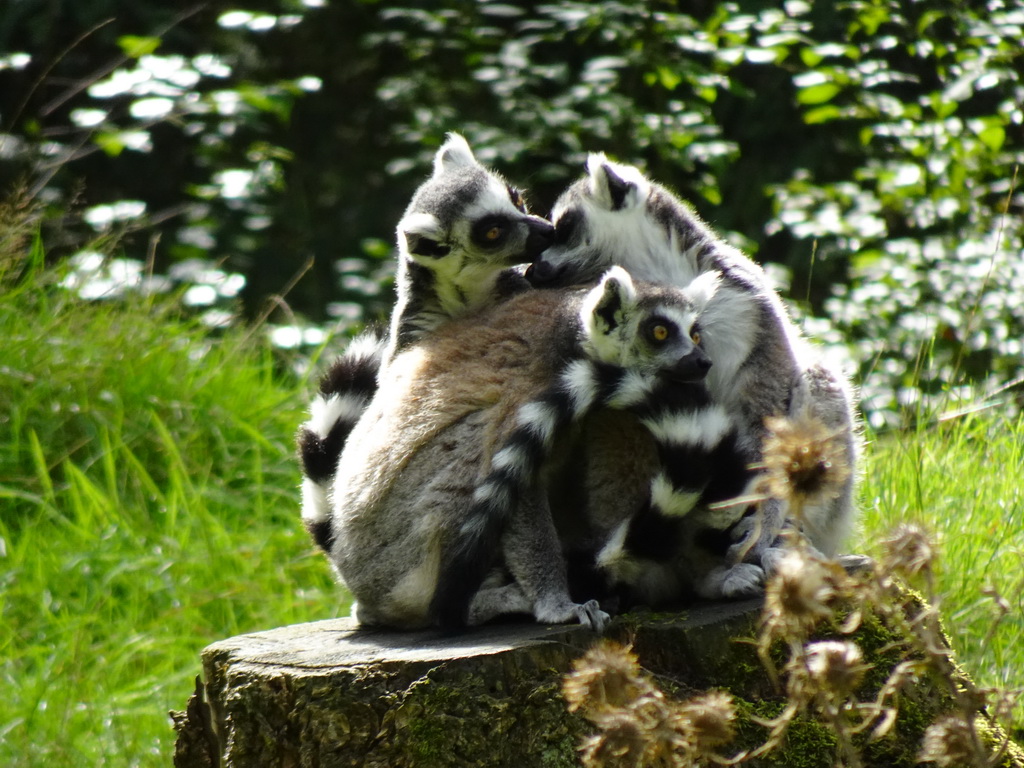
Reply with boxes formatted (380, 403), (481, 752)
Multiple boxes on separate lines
(172, 599), (1022, 767)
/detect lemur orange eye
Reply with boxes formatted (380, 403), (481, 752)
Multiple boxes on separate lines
(652, 324), (669, 341)
(486, 226), (503, 241)
(691, 330), (702, 345)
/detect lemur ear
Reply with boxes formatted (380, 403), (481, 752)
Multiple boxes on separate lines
(586, 154), (638, 211)
(399, 212), (450, 258)
(434, 133), (478, 175)
(592, 266), (637, 331)
(581, 266), (638, 362)
(685, 270), (722, 312)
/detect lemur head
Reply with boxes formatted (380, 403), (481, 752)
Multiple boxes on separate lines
(527, 154), (701, 288)
(581, 266), (720, 383)
(397, 134), (554, 276)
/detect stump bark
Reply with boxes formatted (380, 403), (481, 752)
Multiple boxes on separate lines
(171, 599), (1023, 768)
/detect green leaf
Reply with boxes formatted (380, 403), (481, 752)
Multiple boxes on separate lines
(699, 185), (722, 206)
(360, 238), (391, 259)
(803, 104), (842, 124)
(657, 66), (682, 91)
(94, 132), (125, 157)
(851, 249), (884, 271)
(929, 93), (957, 118)
(695, 86), (716, 103)
(238, 85), (292, 121)
(800, 47), (823, 67)
(797, 82), (841, 105)
(669, 132), (694, 149)
(978, 124), (1005, 152)
(117, 35), (161, 59)
(916, 10), (945, 35)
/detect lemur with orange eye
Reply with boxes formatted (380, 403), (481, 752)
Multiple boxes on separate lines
(430, 266), (765, 629)
(526, 154), (861, 589)
(297, 134), (553, 553)
(324, 266), (730, 631)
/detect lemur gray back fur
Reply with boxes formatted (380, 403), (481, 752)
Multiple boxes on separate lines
(297, 135), (552, 551)
(529, 155), (859, 582)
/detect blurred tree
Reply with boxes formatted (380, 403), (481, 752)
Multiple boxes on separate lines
(1, 0), (1021, 424)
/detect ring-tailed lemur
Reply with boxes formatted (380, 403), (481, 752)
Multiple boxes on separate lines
(383, 133), (554, 368)
(297, 327), (388, 551)
(527, 155), (860, 581)
(323, 284), (601, 630)
(431, 266), (765, 628)
(321, 267), (728, 631)
(297, 134), (553, 551)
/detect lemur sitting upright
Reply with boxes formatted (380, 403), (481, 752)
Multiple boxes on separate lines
(431, 266), (767, 628)
(297, 134), (553, 553)
(320, 267), (730, 631)
(526, 155), (860, 582)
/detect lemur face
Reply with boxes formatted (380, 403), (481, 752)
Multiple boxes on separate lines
(398, 135), (554, 272)
(526, 156), (657, 288)
(582, 266), (720, 382)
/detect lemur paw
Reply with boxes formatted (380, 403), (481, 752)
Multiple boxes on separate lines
(725, 514), (771, 564)
(535, 598), (610, 632)
(759, 545), (790, 577)
(696, 563), (765, 600)
(576, 599), (611, 633)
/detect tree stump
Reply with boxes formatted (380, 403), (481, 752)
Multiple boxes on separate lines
(172, 599), (1024, 768)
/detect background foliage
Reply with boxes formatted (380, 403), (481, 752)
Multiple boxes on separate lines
(2, 0), (1022, 425)
(2, 3), (1023, 764)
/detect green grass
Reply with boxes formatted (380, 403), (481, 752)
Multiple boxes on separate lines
(1, 221), (1021, 765)
(0, 234), (344, 765)
(858, 411), (1024, 726)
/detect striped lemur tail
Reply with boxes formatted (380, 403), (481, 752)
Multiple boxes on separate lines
(296, 327), (387, 552)
(431, 267), (751, 628)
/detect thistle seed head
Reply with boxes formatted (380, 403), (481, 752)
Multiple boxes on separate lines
(676, 690), (736, 751)
(761, 415), (851, 506)
(882, 523), (936, 577)
(580, 709), (649, 768)
(804, 640), (869, 697)
(764, 548), (837, 637)
(918, 713), (976, 767)
(564, 640), (646, 714)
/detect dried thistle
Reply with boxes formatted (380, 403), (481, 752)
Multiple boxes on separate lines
(564, 640), (646, 715)
(642, 700), (696, 767)
(763, 548), (840, 640)
(567, 641), (741, 768)
(583, 693), (692, 768)
(882, 523), (936, 578)
(676, 690), (737, 752)
(918, 713), (977, 767)
(580, 709), (650, 768)
(760, 415), (851, 508)
(803, 640), (870, 699)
